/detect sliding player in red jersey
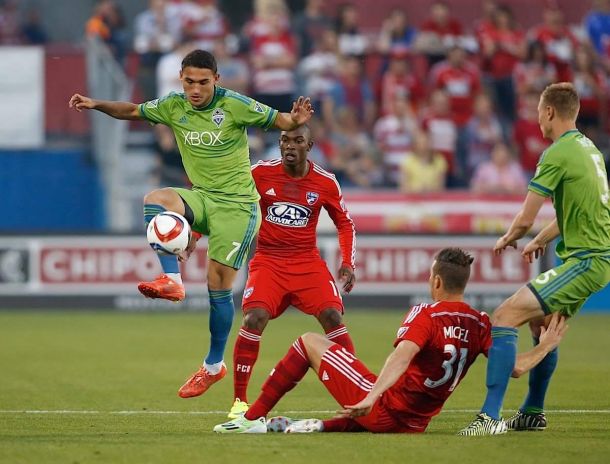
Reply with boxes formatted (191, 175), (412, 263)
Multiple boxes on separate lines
(227, 125), (357, 418)
(213, 248), (567, 434)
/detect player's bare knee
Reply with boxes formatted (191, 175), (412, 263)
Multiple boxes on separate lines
(318, 308), (342, 331)
(243, 309), (269, 332)
(144, 188), (182, 212)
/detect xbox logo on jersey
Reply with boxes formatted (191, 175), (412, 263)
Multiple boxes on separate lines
(266, 202), (312, 227)
(181, 130), (224, 146)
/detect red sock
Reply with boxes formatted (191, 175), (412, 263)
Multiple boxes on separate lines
(322, 417), (366, 432)
(325, 324), (355, 354)
(232, 327), (262, 403)
(245, 337), (310, 420)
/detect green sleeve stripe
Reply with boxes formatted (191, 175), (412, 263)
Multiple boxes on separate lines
(264, 109), (278, 129)
(226, 93), (251, 105)
(528, 181), (552, 197)
(138, 103), (147, 119)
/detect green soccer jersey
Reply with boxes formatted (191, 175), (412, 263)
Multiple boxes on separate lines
(138, 86), (278, 203)
(528, 129), (610, 260)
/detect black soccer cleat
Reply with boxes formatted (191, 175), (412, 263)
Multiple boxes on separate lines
(506, 410), (547, 431)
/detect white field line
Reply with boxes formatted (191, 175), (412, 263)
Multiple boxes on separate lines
(1, 409), (610, 415)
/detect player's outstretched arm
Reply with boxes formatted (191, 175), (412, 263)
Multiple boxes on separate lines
(494, 191), (547, 255)
(512, 313), (568, 378)
(273, 96), (314, 130)
(68, 94), (142, 121)
(338, 341), (420, 418)
(522, 218), (560, 264)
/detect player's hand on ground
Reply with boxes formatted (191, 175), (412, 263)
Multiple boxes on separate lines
(178, 233), (198, 262)
(337, 265), (356, 294)
(337, 396), (375, 419)
(522, 239), (546, 263)
(289, 96), (314, 126)
(493, 235), (518, 255)
(539, 312), (569, 351)
(69, 94), (95, 112)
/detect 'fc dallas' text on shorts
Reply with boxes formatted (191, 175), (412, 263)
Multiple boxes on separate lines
(241, 254), (343, 317)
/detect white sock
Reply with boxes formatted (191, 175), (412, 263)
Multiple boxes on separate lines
(166, 273), (182, 285)
(204, 361), (224, 375)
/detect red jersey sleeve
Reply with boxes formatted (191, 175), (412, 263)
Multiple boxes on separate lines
(323, 175), (356, 269)
(393, 304), (433, 349)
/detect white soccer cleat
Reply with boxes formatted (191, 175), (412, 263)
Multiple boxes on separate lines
(284, 418), (324, 433)
(213, 416), (267, 434)
(458, 413), (508, 436)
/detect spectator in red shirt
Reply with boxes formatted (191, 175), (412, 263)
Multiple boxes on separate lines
(421, 89), (458, 182)
(416, 1), (464, 67)
(572, 44), (608, 142)
(479, 5), (525, 123)
(250, 9), (298, 112)
(512, 91), (550, 178)
(430, 45), (481, 127)
(528, 3), (579, 82)
(378, 47), (426, 115)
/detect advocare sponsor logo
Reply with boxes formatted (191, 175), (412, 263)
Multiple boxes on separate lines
(266, 202), (312, 227)
(39, 247), (209, 284)
(181, 130), (224, 146)
(332, 245), (532, 284)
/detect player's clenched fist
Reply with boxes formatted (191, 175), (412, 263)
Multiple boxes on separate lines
(68, 94), (95, 111)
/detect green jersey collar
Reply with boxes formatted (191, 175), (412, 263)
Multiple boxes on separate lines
(190, 86), (220, 111)
(558, 129), (580, 140)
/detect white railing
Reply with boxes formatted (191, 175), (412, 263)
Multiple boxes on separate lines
(85, 37), (133, 231)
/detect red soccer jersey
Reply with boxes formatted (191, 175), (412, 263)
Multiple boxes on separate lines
(430, 62), (481, 126)
(381, 301), (491, 420)
(251, 159), (356, 268)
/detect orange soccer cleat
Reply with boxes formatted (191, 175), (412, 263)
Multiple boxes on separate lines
(178, 364), (227, 398)
(137, 274), (185, 302)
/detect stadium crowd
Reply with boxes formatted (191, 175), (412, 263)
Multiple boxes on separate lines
(4, 0), (610, 191)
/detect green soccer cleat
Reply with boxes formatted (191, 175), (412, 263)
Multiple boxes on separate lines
(213, 416), (267, 434)
(227, 398), (250, 419)
(506, 410), (547, 431)
(457, 413), (508, 436)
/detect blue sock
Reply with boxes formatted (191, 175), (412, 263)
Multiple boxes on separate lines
(481, 327), (518, 420)
(143, 203), (179, 275)
(521, 337), (558, 414)
(205, 289), (235, 365)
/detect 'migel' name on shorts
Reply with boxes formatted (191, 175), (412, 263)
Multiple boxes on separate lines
(444, 326), (469, 342)
(181, 130), (224, 146)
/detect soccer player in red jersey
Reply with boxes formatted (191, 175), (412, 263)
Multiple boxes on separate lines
(227, 124), (357, 418)
(214, 248), (567, 433)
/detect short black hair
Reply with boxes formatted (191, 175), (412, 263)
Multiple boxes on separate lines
(282, 124), (312, 140)
(433, 248), (474, 293)
(181, 49), (217, 73)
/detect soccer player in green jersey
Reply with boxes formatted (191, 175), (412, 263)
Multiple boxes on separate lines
(69, 50), (313, 397)
(460, 82), (610, 436)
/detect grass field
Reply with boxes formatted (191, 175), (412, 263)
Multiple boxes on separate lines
(1, 309), (609, 464)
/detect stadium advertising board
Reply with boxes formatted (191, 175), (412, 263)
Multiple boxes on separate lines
(0, 235), (543, 310)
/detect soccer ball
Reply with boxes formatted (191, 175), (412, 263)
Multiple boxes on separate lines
(147, 212), (191, 255)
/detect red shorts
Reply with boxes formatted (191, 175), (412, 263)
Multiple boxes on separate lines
(241, 254), (343, 318)
(318, 344), (431, 433)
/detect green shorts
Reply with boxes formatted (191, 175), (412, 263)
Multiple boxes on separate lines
(527, 255), (610, 317)
(174, 187), (261, 270)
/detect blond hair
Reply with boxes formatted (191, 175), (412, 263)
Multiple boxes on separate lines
(541, 82), (580, 120)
